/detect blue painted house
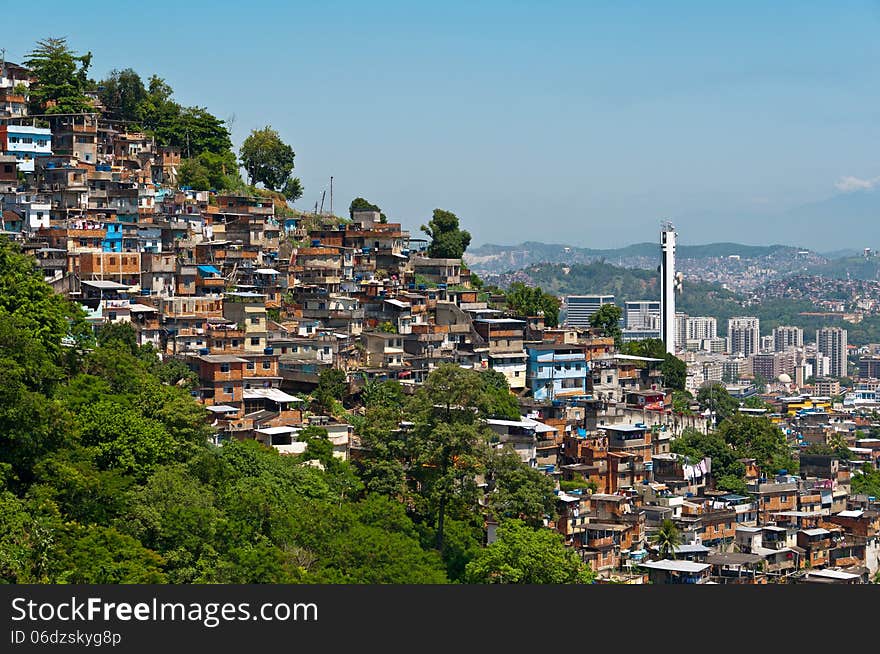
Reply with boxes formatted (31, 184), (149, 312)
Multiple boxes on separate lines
(526, 343), (588, 401)
(101, 222), (123, 252)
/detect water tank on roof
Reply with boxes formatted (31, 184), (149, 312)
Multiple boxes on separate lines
(199, 348), (210, 355)
(311, 239), (321, 247)
(264, 347), (274, 355)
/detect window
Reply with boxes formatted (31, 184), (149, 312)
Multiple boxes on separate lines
(220, 363), (230, 373)
(249, 316), (260, 324)
(251, 337), (260, 346)
(262, 361), (271, 370)
(223, 386), (233, 395)
(246, 362), (255, 371)
(231, 340), (239, 348)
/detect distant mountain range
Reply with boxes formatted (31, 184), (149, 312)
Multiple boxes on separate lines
(464, 241), (810, 276)
(467, 187), (880, 270)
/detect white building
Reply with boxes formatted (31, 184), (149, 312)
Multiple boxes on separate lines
(727, 317), (760, 357)
(625, 300), (661, 330)
(817, 327), (848, 379)
(660, 223), (677, 355)
(773, 326), (803, 352)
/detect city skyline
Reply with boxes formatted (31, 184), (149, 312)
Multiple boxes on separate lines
(3, 1), (880, 250)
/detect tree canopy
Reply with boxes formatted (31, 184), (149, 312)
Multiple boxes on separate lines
(98, 68), (147, 124)
(239, 126), (301, 200)
(25, 37), (93, 114)
(696, 383), (739, 424)
(588, 303), (623, 347)
(505, 282), (560, 327)
(464, 520), (595, 584)
(421, 209), (471, 259)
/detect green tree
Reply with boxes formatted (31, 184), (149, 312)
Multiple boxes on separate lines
(0, 491), (60, 583)
(360, 379), (405, 410)
(313, 368), (348, 412)
(77, 400), (179, 477)
(464, 520), (594, 584)
(98, 68), (147, 123)
(851, 463), (880, 499)
(662, 353), (686, 391)
(743, 395), (773, 411)
(48, 524), (166, 584)
(0, 238), (84, 358)
(421, 209), (472, 259)
(505, 282), (560, 327)
(281, 176), (304, 202)
(178, 158), (212, 190)
(477, 369), (520, 420)
(696, 382), (738, 424)
(408, 364), (490, 553)
(672, 389), (695, 415)
(716, 414), (797, 476)
(239, 125), (297, 191)
(620, 338), (666, 359)
(25, 37), (93, 114)
(670, 427), (747, 494)
(589, 303), (623, 347)
(485, 447), (556, 527)
(650, 519), (682, 560)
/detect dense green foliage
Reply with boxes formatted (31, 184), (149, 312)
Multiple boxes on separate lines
(239, 126), (301, 199)
(464, 520), (595, 584)
(25, 37), (93, 114)
(671, 414), (797, 494)
(504, 282), (560, 326)
(589, 303), (623, 346)
(695, 383), (739, 423)
(98, 68), (147, 123)
(313, 368), (348, 413)
(421, 209), (472, 259)
(851, 464), (880, 499)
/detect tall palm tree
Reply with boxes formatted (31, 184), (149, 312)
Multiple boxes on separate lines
(651, 519), (683, 560)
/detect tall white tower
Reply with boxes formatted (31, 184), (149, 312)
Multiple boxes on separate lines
(660, 222), (677, 355)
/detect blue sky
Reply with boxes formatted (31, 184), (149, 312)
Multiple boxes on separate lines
(5, 1), (880, 249)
